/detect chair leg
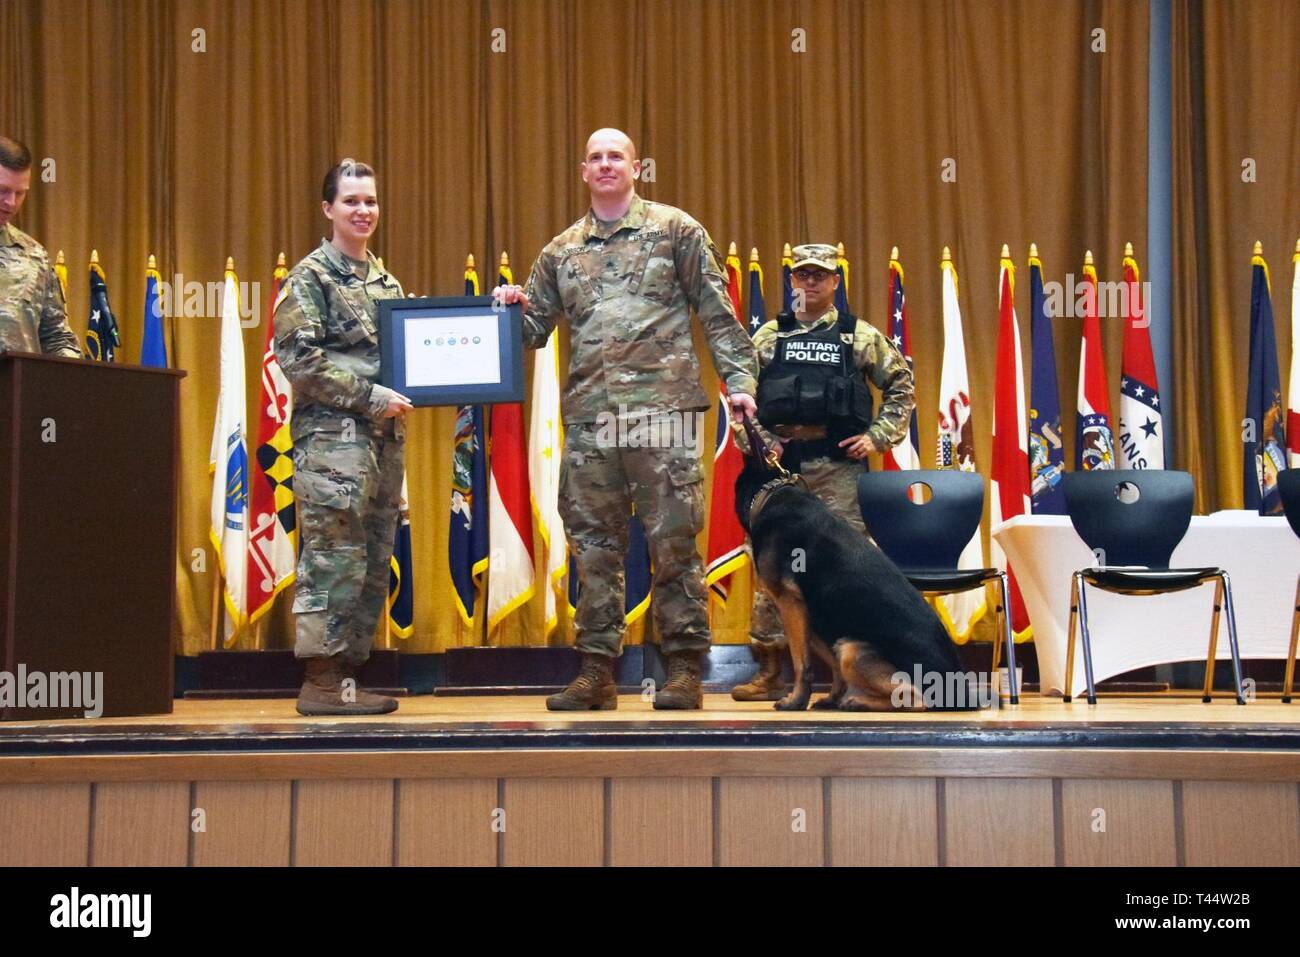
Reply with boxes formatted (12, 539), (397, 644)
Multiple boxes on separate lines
(990, 594), (1003, 676)
(996, 573), (1018, 705)
(1283, 576), (1300, 704)
(1075, 573), (1098, 705)
(1202, 577), (1224, 703)
(1218, 572), (1246, 706)
(1065, 573), (1080, 703)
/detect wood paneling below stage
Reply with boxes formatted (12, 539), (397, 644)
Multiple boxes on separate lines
(1, 695), (1298, 867)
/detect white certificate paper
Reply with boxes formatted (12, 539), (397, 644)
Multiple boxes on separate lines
(403, 316), (501, 387)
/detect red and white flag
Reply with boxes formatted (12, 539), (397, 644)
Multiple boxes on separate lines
(990, 250), (1032, 639)
(1288, 240), (1300, 467)
(882, 249), (920, 471)
(1118, 247), (1164, 469)
(248, 256), (297, 627)
(934, 250), (986, 640)
(704, 243), (750, 602)
(1077, 254), (1115, 470)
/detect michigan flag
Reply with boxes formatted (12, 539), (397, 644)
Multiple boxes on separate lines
(387, 474), (414, 637)
(86, 252), (121, 362)
(1077, 252), (1115, 471)
(140, 255), (168, 368)
(1028, 246), (1066, 511)
(935, 249), (987, 641)
(705, 243), (751, 602)
(208, 260), (249, 644)
(1244, 244), (1285, 515)
(882, 249), (919, 471)
(1118, 245), (1164, 469)
(248, 254), (296, 627)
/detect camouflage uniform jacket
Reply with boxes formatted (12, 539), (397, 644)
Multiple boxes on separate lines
(521, 194), (758, 423)
(0, 224), (82, 357)
(752, 306), (915, 450)
(273, 239), (404, 441)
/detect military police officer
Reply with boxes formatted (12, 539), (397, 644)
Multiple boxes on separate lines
(273, 159), (412, 716)
(495, 128), (759, 711)
(731, 243), (915, 701)
(0, 136), (81, 358)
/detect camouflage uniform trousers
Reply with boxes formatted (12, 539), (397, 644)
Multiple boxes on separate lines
(559, 417), (710, 658)
(290, 425), (404, 665)
(750, 455), (867, 646)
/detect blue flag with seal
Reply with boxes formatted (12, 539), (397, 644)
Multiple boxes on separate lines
(387, 475), (414, 638)
(1244, 246), (1285, 515)
(780, 243), (793, 315)
(566, 513), (652, 623)
(86, 253), (120, 362)
(1028, 248), (1065, 512)
(140, 255), (167, 367)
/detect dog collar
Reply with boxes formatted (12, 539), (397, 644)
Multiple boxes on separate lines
(748, 474), (807, 527)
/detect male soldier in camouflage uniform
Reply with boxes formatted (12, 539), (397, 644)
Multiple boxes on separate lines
(495, 128), (759, 710)
(732, 243), (915, 701)
(273, 160), (413, 716)
(0, 136), (81, 358)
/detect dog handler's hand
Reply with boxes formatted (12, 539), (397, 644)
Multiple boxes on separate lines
(839, 432), (877, 459)
(728, 392), (757, 423)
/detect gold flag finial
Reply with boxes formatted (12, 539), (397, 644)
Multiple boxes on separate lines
(56, 249), (66, 266)
(225, 256), (235, 272)
(750, 246), (760, 264)
(727, 241), (737, 256)
(1084, 249), (1094, 267)
(1029, 242), (1039, 258)
(147, 254), (157, 270)
(1124, 241), (1134, 258)
(942, 246), (952, 262)
(1000, 244), (1010, 259)
(500, 250), (510, 268)
(783, 242), (792, 259)
(466, 253), (476, 270)
(90, 249), (100, 265)
(277, 251), (286, 268)
(890, 246), (899, 261)
(837, 241), (846, 258)
(1294, 238), (1300, 254)
(1253, 240), (1263, 256)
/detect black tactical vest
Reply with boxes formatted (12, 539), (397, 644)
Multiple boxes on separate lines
(756, 311), (873, 445)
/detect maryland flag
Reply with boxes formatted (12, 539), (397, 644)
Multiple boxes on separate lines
(140, 255), (168, 368)
(1117, 245), (1164, 469)
(86, 252), (121, 362)
(487, 252), (536, 632)
(387, 475), (414, 637)
(1244, 243), (1285, 515)
(450, 256), (489, 625)
(1076, 252), (1115, 471)
(990, 248), (1032, 640)
(208, 260), (249, 644)
(1028, 246), (1066, 511)
(248, 254), (296, 628)
(704, 243), (751, 602)
(882, 249), (919, 471)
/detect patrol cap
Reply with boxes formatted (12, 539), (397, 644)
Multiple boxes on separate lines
(790, 243), (838, 272)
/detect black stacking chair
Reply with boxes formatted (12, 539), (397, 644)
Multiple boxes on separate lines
(1061, 470), (1245, 706)
(857, 470), (1018, 705)
(1277, 469), (1300, 703)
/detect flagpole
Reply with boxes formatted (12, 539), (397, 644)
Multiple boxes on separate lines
(209, 566), (222, 650)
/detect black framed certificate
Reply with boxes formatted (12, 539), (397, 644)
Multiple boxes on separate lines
(377, 296), (525, 406)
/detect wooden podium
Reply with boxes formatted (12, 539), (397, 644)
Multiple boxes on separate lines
(0, 352), (184, 719)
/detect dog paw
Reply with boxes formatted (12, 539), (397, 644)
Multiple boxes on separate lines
(811, 695), (842, 710)
(837, 696), (874, 711)
(774, 692), (810, 711)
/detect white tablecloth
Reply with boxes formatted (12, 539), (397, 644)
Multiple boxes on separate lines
(991, 511), (1300, 694)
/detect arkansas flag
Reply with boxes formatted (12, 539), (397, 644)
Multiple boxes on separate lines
(208, 261), (249, 645)
(882, 249), (920, 471)
(487, 254), (536, 632)
(1077, 253), (1116, 470)
(248, 255), (297, 627)
(990, 250), (1032, 640)
(934, 250), (987, 641)
(1287, 240), (1300, 467)
(1117, 246), (1164, 469)
(705, 243), (750, 602)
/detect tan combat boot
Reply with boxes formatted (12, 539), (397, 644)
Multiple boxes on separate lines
(730, 641), (787, 701)
(653, 651), (704, 710)
(296, 656), (399, 716)
(546, 652), (618, 711)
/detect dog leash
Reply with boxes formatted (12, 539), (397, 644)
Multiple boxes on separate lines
(738, 411), (791, 478)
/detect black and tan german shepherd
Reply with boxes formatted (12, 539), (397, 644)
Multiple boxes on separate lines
(735, 457), (982, 711)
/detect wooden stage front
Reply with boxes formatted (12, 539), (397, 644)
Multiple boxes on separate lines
(1, 694), (1298, 867)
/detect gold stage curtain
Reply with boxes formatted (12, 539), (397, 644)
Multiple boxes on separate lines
(1172, 0), (1300, 514)
(9, 0), (1279, 655)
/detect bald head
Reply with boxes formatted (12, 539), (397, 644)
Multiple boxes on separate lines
(581, 128), (640, 211)
(585, 128), (636, 162)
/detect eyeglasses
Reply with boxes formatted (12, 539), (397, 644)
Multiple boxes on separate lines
(793, 269), (834, 283)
